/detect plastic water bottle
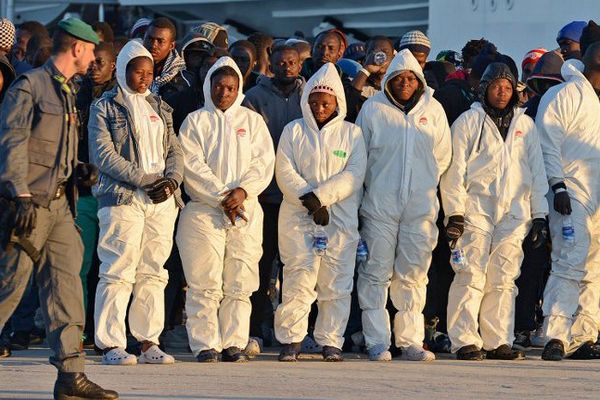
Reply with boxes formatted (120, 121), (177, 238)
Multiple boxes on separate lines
(223, 209), (248, 229)
(562, 215), (575, 246)
(450, 248), (466, 271)
(374, 51), (387, 65)
(268, 255), (282, 309)
(356, 238), (369, 264)
(312, 226), (328, 256)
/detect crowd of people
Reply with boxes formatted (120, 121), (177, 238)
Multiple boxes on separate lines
(1, 13), (600, 400)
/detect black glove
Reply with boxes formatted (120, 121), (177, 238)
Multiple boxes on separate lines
(529, 218), (548, 249)
(13, 197), (37, 237)
(445, 215), (465, 248)
(553, 187), (572, 215)
(312, 206), (329, 226)
(76, 163), (99, 187)
(299, 192), (322, 215)
(144, 178), (178, 204)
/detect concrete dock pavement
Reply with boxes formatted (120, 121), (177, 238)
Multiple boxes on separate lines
(1, 346), (599, 399)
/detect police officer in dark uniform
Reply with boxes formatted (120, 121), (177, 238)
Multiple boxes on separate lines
(0, 18), (118, 400)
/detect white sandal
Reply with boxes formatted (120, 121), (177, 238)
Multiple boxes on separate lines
(244, 337), (263, 358)
(102, 348), (137, 366)
(139, 344), (175, 364)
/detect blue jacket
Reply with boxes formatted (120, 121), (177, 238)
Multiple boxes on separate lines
(88, 85), (184, 209)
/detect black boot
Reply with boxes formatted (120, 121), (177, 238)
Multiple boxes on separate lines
(278, 342), (302, 362)
(0, 329), (11, 357)
(541, 339), (565, 361)
(53, 372), (119, 400)
(9, 330), (31, 350)
(322, 346), (343, 362)
(196, 349), (219, 363)
(221, 346), (249, 362)
(568, 341), (600, 360)
(456, 345), (485, 361)
(486, 344), (525, 360)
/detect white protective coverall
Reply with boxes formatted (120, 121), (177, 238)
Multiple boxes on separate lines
(356, 49), (452, 351)
(93, 40), (180, 349)
(273, 63), (367, 349)
(441, 100), (549, 352)
(176, 57), (275, 354)
(537, 59), (600, 350)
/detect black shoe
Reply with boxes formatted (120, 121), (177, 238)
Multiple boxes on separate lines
(9, 330), (30, 350)
(221, 347), (248, 362)
(0, 344), (11, 358)
(82, 334), (95, 350)
(541, 339), (565, 361)
(456, 345), (485, 361)
(29, 327), (46, 345)
(322, 346), (343, 362)
(53, 372), (119, 400)
(196, 349), (219, 363)
(278, 343), (302, 362)
(486, 344), (525, 360)
(512, 331), (532, 351)
(568, 341), (600, 360)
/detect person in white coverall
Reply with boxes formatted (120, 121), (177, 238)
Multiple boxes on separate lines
(274, 63), (367, 362)
(537, 42), (600, 361)
(441, 62), (549, 361)
(89, 40), (183, 365)
(356, 49), (452, 362)
(176, 56), (275, 363)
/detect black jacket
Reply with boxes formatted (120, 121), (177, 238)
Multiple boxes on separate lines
(434, 77), (476, 126)
(76, 76), (116, 195)
(164, 83), (204, 134)
(243, 75), (305, 204)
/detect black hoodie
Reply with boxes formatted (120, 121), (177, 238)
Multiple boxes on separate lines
(524, 51), (564, 119)
(478, 62), (519, 140)
(76, 75), (116, 195)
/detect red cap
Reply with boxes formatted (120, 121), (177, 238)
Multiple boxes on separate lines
(522, 48), (547, 70)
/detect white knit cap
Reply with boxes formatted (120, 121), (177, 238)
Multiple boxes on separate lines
(399, 30), (431, 53)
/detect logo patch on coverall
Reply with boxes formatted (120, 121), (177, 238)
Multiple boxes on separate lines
(515, 130), (524, 138)
(419, 116), (428, 125)
(333, 150), (347, 158)
(236, 128), (247, 137)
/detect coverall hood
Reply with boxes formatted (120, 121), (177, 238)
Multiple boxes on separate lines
(561, 58), (586, 82)
(116, 39), (153, 95)
(382, 48), (427, 89)
(300, 62), (347, 132)
(202, 55), (245, 114)
(381, 49), (429, 111)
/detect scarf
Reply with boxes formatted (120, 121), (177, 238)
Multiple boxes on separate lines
(384, 83), (424, 114)
(150, 49), (186, 94)
(482, 100), (515, 141)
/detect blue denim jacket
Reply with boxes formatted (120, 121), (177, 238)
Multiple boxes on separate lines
(88, 86), (184, 209)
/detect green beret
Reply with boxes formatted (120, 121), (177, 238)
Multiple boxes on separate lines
(58, 18), (100, 45)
